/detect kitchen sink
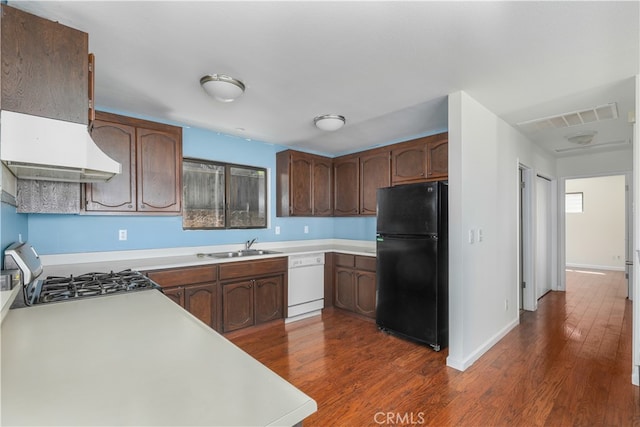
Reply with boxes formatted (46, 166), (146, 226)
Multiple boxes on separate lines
(197, 249), (282, 259)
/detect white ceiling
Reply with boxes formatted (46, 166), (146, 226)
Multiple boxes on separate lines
(9, 1), (639, 157)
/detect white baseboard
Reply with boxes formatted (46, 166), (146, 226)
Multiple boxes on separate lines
(446, 317), (519, 371)
(566, 263), (625, 272)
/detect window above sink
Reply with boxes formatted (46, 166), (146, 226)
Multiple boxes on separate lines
(183, 158), (267, 230)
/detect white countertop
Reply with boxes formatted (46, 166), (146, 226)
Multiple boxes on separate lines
(39, 239), (376, 277)
(1, 290), (317, 426)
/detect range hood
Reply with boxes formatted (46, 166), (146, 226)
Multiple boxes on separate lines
(0, 110), (121, 182)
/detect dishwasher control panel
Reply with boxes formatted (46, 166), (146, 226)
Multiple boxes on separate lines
(288, 254), (325, 268)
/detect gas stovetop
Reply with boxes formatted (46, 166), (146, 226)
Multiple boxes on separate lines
(4, 242), (161, 308)
(36, 270), (159, 304)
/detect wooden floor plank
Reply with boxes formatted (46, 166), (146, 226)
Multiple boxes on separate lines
(230, 269), (636, 426)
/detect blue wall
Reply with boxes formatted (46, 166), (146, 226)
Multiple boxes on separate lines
(1, 201), (29, 265)
(25, 118), (377, 254)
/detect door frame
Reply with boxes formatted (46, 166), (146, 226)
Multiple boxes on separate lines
(518, 163), (536, 311)
(559, 172), (630, 292)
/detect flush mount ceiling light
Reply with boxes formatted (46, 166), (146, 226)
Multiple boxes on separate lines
(200, 74), (245, 102)
(566, 130), (597, 145)
(314, 114), (346, 131)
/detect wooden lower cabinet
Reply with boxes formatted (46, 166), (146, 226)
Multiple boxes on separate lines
(146, 265), (219, 331)
(220, 257), (287, 333)
(222, 280), (254, 332)
(333, 253), (377, 319)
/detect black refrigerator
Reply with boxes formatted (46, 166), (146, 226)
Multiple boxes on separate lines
(376, 181), (448, 351)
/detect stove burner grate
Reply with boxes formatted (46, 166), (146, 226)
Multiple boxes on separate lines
(37, 269), (159, 304)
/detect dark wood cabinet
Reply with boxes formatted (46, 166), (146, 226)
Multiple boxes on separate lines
(333, 253), (377, 318)
(1, 5), (89, 124)
(84, 112), (182, 214)
(222, 280), (254, 332)
(275, 133), (446, 218)
(146, 265), (218, 331)
(254, 275), (284, 324)
(220, 257), (287, 333)
(333, 155), (359, 216)
(276, 150), (332, 216)
(359, 149), (391, 215)
(391, 132), (448, 185)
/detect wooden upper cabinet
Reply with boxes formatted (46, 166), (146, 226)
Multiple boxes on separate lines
(359, 149), (390, 216)
(333, 155), (359, 216)
(289, 154), (313, 215)
(312, 157), (333, 216)
(137, 127), (182, 212)
(391, 132), (448, 185)
(84, 112), (182, 214)
(426, 137), (448, 179)
(85, 120), (136, 212)
(276, 150), (332, 217)
(1, 5), (89, 124)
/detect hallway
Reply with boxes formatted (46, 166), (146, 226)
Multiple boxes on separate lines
(230, 269), (639, 426)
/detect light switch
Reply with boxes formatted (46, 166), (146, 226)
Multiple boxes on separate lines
(477, 228), (483, 242)
(468, 229), (475, 244)
(275, 226), (281, 235)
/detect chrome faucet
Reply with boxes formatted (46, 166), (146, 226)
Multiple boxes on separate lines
(245, 238), (257, 250)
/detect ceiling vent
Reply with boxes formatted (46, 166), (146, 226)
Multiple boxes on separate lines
(554, 138), (629, 154)
(517, 103), (618, 133)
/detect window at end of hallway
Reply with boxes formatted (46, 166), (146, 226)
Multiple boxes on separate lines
(566, 192), (583, 213)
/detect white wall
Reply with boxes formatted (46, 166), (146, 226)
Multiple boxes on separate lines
(565, 175), (626, 270)
(447, 91), (556, 370)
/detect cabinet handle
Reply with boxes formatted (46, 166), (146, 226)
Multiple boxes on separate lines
(420, 172), (425, 176)
(128, 204), (133, 209)
(140, 204), (146, 209)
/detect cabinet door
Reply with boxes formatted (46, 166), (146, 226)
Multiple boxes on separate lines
(163, 287), (184, 306)
(312, 158), (333, 216)
(290, 154), (313, 216)
(85, 120), (137, 211)
(391, 141), (426, 185)
(1, 5), (88, 124)
(334, 267), (355, 311)
(354, 271), (376, 318)
(137, 127), (182, 213)
(222, 280), (254, 332)
(426, 139), (448, 179)
(333, 156), (359, 216)
(254, 275), (283, 324)
(360, 151), (390, 215)
(184, 283), (218, 330)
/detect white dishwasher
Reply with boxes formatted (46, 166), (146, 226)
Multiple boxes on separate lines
(287, 253), (325, 323)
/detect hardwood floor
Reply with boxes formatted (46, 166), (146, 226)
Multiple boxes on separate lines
(229, 269), (639, 426)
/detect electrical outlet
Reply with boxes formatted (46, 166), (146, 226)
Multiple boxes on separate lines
(468, 229), (475, 244)
(275, 226), (281, 235)
(304, 225), (309, 234)
(505, 299), (509, 311)
(477, 228), (483, 242)
(119, 229), (127, 241)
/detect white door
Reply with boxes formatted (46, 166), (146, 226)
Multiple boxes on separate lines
(536, 175), (552, 299)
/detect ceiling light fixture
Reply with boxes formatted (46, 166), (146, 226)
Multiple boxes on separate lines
(566, 130), (597, 145)
(314, 114), (346, 131)
(200, 74), (245, 102)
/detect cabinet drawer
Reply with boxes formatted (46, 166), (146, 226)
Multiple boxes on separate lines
(334, 253), (355, 268)
(219, 257), (287, 281)
(147, 265), (217, 288)
(355, 256), (376, 272)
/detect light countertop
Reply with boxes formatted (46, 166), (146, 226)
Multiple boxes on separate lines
(1, 290), (317, 426)
(39, 239), (376, 277)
